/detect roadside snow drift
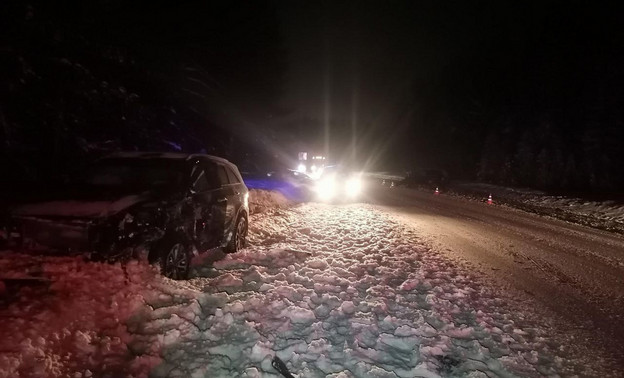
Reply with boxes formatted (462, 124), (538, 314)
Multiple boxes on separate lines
(0, 200), (613, 377)
(248, 189), (291, 215)
(452, 182), (624, 234)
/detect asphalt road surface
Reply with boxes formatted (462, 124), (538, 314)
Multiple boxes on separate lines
(367, 184), (624, 367)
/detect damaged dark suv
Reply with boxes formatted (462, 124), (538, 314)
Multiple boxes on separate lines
(9, 152), (249, 279)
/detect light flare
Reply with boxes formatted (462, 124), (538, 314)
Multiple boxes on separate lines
(315, 176), (336, 200)
(345, 177), (362, 197)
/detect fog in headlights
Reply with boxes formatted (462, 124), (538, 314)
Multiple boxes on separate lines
(316, 177), (336, 200)
(345, 177), (362, 197)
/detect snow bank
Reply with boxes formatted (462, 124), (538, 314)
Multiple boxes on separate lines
(452, 182), (624, 234)
(248, 189), (291, 214)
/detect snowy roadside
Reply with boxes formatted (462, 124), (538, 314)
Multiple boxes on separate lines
(448, 182), (624, 235)
(249, 189), (292, 215)
(0, 191), (617, 377)
(363, 172), (624, 235)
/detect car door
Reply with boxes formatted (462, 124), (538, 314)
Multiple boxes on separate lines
(215, 163), (239, 241)
(188, 161), (227, 249)
(224, 164), (245, 216)
(209, 163), (233, 245)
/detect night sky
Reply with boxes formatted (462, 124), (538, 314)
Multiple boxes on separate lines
(277, 1), (444, 162)
(1, 0), (623, 191)
(275, 1), (624, 178)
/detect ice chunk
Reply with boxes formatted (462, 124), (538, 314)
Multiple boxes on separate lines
(229, 302), (245, 314)
(394, 325), (419, 337)
(259, 283), (275, 292)
(208, 344), (243, 362)
(378, 333), (419, 353)
(260, 354), (275, 372)
(308, 259), (329, 270)
(241, 367), (262, 378)
(307, 338), (330, 355)
(399, 279), (420, 291)
(314, 304), (331, 319)
(250, 342), (274, 362)
(447, 327), (474, 339)
(215, 273), (243, 287)
(281, 306), (316, 325)
(315, 355), (344, 374)
(274, 286), (303, 302)
(73, 331), (96, 354)
(340, 301), (356, 315)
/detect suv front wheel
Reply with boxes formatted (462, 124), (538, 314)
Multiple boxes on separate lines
(225, 215), (247, 253)
(158, 238), (191, 280)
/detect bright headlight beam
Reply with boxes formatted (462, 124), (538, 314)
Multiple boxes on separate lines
(316, 176), (336, 200)
(345, 177), (362, 197)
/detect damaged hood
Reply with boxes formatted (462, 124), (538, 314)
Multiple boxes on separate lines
(13, 193), (153, 219)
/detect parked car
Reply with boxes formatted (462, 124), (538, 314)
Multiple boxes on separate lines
(8, 152), (249, 279)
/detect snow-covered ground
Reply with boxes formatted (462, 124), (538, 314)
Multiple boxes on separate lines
(364, 172), (624, 235)
(0, 190), (616, 377)
(449, 182), (624, 234)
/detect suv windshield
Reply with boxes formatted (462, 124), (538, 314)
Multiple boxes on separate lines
(77, 158), (189, 192)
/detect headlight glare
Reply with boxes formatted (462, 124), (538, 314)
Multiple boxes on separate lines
(316, 177), (336, 200)
(345, 177), (362, 197)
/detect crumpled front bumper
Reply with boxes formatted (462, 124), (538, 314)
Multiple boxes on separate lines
(13, 209), (167, 262)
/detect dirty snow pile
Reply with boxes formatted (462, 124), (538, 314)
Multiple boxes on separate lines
(248, 189), (291, 215)
(0, 203), (614, 377)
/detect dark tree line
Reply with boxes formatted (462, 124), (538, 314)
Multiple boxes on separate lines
(0, 0), (286, 182)
(408, 1), (624, 193)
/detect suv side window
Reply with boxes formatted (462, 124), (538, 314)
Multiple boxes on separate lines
(196, 162), (220, 190)
(191, 170), (209, 192)
(217, 165), (229, 186)
(225, 166), (241, 184)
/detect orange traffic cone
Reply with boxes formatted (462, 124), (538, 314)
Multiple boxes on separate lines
(487, 194), (493, 204)
(434, 187), (439, 195)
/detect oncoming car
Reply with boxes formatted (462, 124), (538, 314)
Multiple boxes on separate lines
(313, 166), (364, 202)
(9, 152), (249, 280)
